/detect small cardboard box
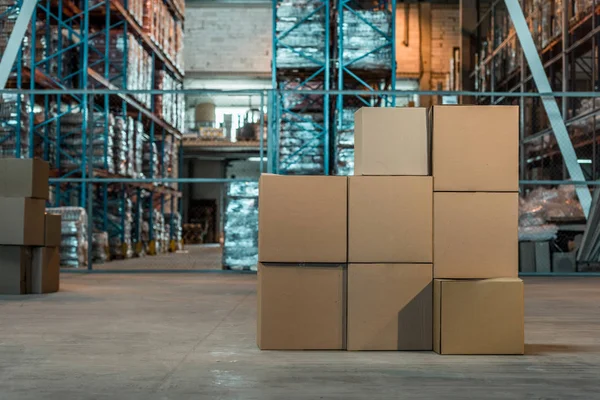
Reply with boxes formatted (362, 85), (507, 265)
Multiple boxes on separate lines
(257, 263), (346, 350)
(433, 278), (524, 355)
(0, 246), (32, 295)
(44, 213), (62, 247)
(434, 192), (518, 278)
(354, 107), (429, 176)
(258, 175), (347, 263)
(0, 158), (49, 199)
(347, 264), (432, 351)
(349, 176), (432, 263)
(0, 198), (46, 246)
(432, 105), (519, 192)
(31, 247), (60, 294)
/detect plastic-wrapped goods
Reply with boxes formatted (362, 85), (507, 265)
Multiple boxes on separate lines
(155, 71), (185, 132)
(0, 93), (31, 158)
(106, 195), (134, 259)
(340, 10), (392, 70)
(126, 117), (136, 177)
(143, 141), (159, 182)
(279, 112), (324, 174)
(275, 0), (326, 69)
(518, 186), (584, 241)
(60, 111), (115, 173)
(280, 79), (324, 112)
(335, 147), (354, 176)
(133, 121), (145, 177)
(113, 116), (128, 175)
(92, 231), (110, 263)
(223, 182), (258, 271)
(142, 208), (166, 253)
(47, 207), (88, 268)
(142, 0), (184, 70)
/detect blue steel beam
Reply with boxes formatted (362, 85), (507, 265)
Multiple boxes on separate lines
(504, 0), (592, 218)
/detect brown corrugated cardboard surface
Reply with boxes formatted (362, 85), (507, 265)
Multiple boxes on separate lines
(347, 264), (432, 351)
(434, 192), (518, 278)
(433, 278), (524, 355)
(0, 246), (32, 295)
(354, 107), (429, 176)
(432, 105), (519, 192)
(257, 263), (346, 350)
(349, 176), (432, 263)
(0, 198), (46, 246)
(0, 158), (49, 199)
(258, 175), (347, 263)
(31, 247), (60, 294)
(44, 213), (62, 247)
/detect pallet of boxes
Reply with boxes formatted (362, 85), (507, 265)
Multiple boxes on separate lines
(0, 159), (60, 295)
(257, 105), (524, 355)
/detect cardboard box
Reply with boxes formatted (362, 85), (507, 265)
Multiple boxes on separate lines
(433, 278), (524, 355)
(0, 198), (46, 246)
(0, 158), (49, 199)
(258, 175), (347, 263)
(347, 264), (432, 351)
(354, 107), (429, 176)
(44, 213), (62, 247)
(257, 263), (346, 350)
(432, 105), (519, 192)
(434, 192), (518, 278)
(0, 246), (32, 295)
(349, 176), (432, 263)
(31, 247), (60, 294)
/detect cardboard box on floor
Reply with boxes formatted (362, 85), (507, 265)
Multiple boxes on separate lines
(0, 198), (46, 246)
(348, 176), (432, 263)
(44, 213), (62, 247)
(31, 247), (60, 294)
(434, 192), (518, 279)
(347, 264), (432, 351)
(257, 263), (346, 350)
(354, 107), (429, 176)
(433, 278), (524, 355)
(0, 246), (32, 295)
(258, 175), (347, 263)
(0, 158), (49, 199)
(432, 105), (519, 192)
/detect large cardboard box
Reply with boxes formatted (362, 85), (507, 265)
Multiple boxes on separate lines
(257, 263), (346, 350)
(31, 247), (60, 294)
(349, 176), (432, 263)
(354, 107), (429, 176)
(0, 198), (46, 246)
(44, 213), (62, 247)
(0, 158), (49, 199)
(432, 105), (519, 192)
(433, 278), (524, 355)
(258, 175), (347, 263)
(434, 192), (518, 278)
(0, 246), (32, 295)
(347, 264), (432, 351)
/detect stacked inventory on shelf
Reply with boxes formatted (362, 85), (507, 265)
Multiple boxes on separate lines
(334, 108), (356, 175)
(0, 94), (31, 158)
(222, 182), (259, 271)
(143, 0), (185, 71)
(257, 105), (523, 355)
(47, 207), (88, 269)
(60, 111), (114, 172)
(92, 232), (110, 263)
(155, 71), (185, 133)
(164, 211), (182, 250)
(0, 159), (60, 294)
(470, 0), (599, 181)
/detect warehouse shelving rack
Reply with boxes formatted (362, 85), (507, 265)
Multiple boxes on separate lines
(1, 0), (185, 265)
(272, 0), (396, 175)
(272, 0), (331, 175)
(469, 0), (600, 182)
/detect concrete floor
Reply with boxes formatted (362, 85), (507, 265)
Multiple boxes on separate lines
(1, 274), (599, 399)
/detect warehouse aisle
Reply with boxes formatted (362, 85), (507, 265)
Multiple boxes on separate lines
(94, 244), (223, 271)
(0, 275), (599, 399)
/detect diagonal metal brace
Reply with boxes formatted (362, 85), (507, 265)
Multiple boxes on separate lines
(504, 0), (592, 218)
(0, 0), (37, 89)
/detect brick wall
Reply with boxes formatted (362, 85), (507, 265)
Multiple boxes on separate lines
(431, 4), (460, 76)
(184, 4), (272, 75)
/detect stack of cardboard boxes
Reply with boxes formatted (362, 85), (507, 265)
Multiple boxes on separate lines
(0, 159), (61, 295)
(257, 106), (524, 355)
